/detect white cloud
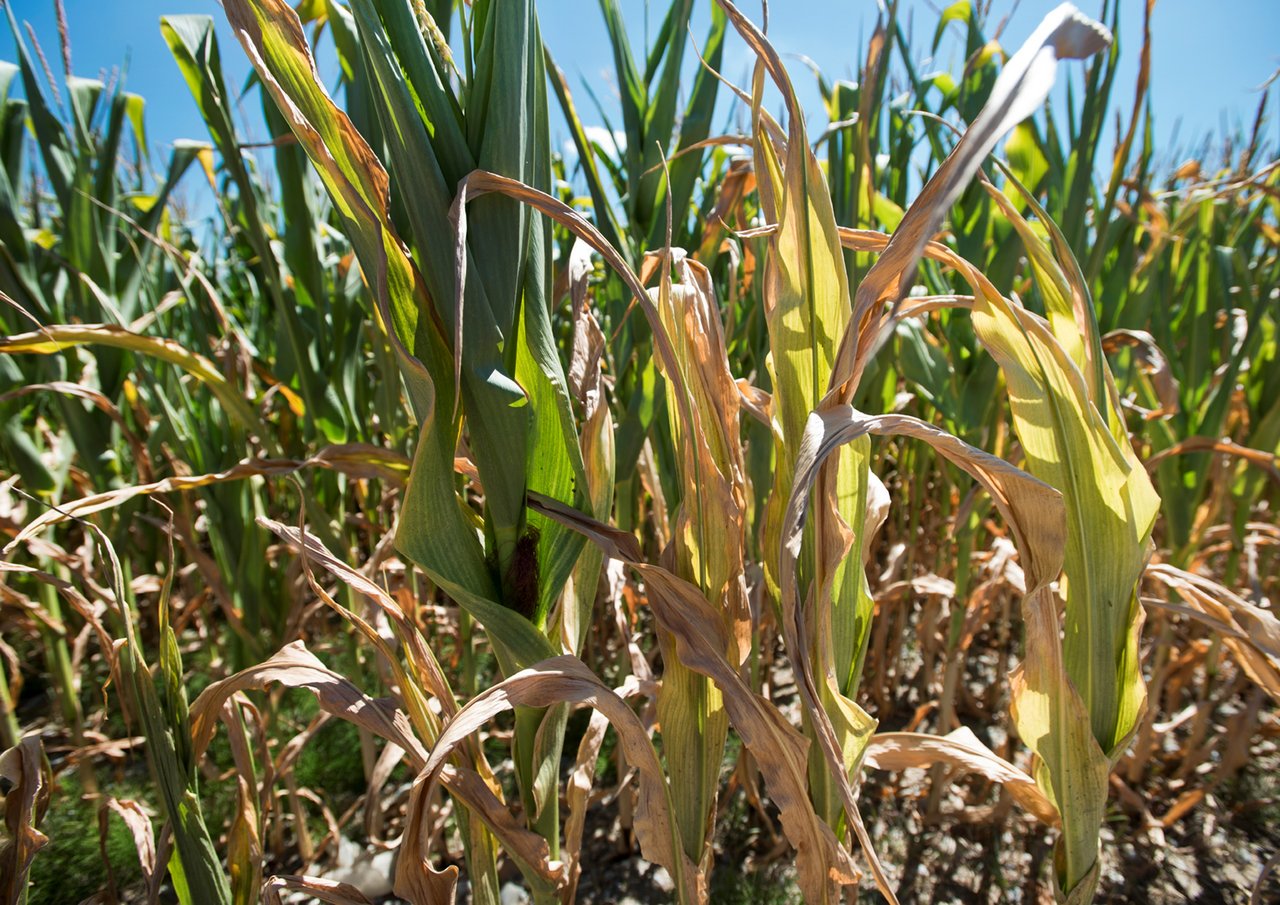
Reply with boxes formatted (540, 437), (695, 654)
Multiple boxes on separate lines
(583, 125), (626, 157)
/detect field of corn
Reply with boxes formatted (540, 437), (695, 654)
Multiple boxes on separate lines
(0, 0), (1277, 901)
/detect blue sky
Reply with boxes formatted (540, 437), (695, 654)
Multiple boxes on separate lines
(2, 0), (1277, 206)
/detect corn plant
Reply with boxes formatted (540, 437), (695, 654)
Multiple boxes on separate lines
(0, 0), (1277, 903)
(211, 0), (604, 900)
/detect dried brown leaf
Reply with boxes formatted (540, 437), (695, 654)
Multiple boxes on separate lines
(5, 450), (408, 553)
(0, 736), (51, 904)
(99, 798), (158, 894)
(1146, 564), (1280, 702)
(417, 655), (699, 903)
(263, 874), (376, 905)
(188, 641), (428, 773)
(864, 727), (1057, 825)
(529, 493), (859, 903)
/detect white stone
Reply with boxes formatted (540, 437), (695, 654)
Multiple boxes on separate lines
(500, 881), (531, 905)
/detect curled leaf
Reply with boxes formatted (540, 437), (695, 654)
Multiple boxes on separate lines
(863, 727), (1057, 825)
(0, 324), (261, 431)
(1146, 564), (1280, 702)
(530, 492), (859, 903)
(1100, 325), (1177, 422)
(830, 2), (1112, 394)
(263, 875), (375, 905)
(5, 449), (408, 553)
(188, 641), (428, 772)
(0, 736), (51, 904)
(98, 799), (158, 897)
(418, 655), (699, 903)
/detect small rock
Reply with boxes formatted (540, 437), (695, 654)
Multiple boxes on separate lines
(320, 836), (394, 898)
(500, 881), (530, 905)
(651, 866), (675, 894)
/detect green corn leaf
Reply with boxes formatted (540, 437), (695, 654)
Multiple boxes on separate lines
(971, 277), (1157, 900)
(91, 525), (232, 904)
(597, 0), (646, 199)
(545, 50), (629, 259)
(0, 324), (262, 434)
(161, 14), (332, 438)
(974, 205), (1158, 757)
(633, 0), (691, 243)
(651, 3), (726, 251)
(346, 0), (532, 568)
(3, 4), (73, 209)
(220, 0), (568, 679)
(219, 0), (486, 599)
